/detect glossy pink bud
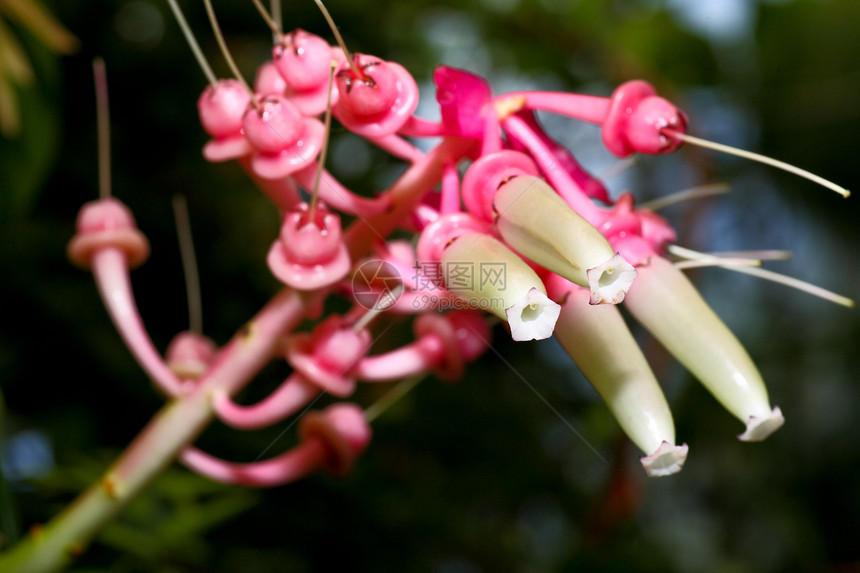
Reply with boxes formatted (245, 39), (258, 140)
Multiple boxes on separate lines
(266, 202), (350, 290)
(198, 80), (253, 162)
(242, 95), (325, 179)
(334, 54), (418, 138)
(274, 30), (333, 92)
(602, 80), (688, 157)
(243, 95), (303, 153)
(273, 30), (342, 115)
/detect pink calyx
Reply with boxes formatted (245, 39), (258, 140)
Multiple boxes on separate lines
(166, 331), (217, 381)
(242, 95), (325, 180)
(273, 29), (342, 116)
(461, 150), (539, 222)
(416, 212), (492, 263)
(602, 80), (688, 157)
(595, 193), (676, 266)
(286, 316), (372, 397)
(333, 54), (419, 138)
(266, 202), (350, 290)
(198, 79), (254, 162)
(67, 198), (150, 270)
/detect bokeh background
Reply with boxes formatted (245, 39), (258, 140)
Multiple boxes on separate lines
(1, 0), (859, 571)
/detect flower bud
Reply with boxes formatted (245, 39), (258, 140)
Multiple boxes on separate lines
(551, 279), (687, 477)
(441, 232), (560, 341)
(623, 256), (784, 441)
(494, 175), (637, 304)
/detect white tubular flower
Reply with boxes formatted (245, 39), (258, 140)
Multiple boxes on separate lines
(553, 284), (688, 477)
(494, 175), (637, 304)
(623, 256), (784, 441)
(441, 232), (560, 341)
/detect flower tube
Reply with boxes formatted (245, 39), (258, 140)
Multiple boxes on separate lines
(623, 256), (784, 441)
(494, 175), (637, 304)
(441, 232), (560, 341)
(549, 278), (687, 476)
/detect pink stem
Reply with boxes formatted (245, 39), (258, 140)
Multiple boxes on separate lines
(367, 133), (425, 163)
(345, 137), (479, 259)
(238, 157), (301, 210)
(213, 373), (319, 430)
(388, 289), (460, 314)
(292, 164), (390, 216)
(180, 439), (327, 487)
(356, 334), (444, 381)
(398, 116), (450, 137)
(91, 248), (186, 397)
(440, 161), (461, 214)
(503, 91), (610, 125)
(502, 114), (601, 221)
(481, 105), (502, 155)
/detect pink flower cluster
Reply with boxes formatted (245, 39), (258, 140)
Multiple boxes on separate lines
(69, 23), (828, 485)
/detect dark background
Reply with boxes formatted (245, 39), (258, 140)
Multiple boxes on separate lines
(1, 0), (859, 571)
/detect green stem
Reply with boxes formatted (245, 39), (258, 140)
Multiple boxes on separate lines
(0, 288), (306, 572)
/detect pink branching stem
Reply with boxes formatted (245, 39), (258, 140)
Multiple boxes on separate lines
(180, 440), (327, 487)
(239, 157), (301, 210)
(0, 288), (307, 572)
(213, 373), (319, 430)
(345, 137), (479, 259)
(503, 91), (610, 125)
(388, 289), (459, 314)
(367, 132), (425, 162)
(91, 248), (186, 397)
(292, 164), (390, 216)
(502, 114), (602, 221)
(440, 161), (461, 214)
(356, 335), (445, 381)
(398, 115), (450, 137)
(480, 105), (502, 155)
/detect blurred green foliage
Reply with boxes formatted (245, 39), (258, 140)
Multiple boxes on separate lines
(1, 0), (859, 571)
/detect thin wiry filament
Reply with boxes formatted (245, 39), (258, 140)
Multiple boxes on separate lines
(165, 0), (217, 87)
(664, 129), (850, 198)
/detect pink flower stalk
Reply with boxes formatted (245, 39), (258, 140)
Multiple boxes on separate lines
(181, 403), (371, 486)
(67, 198), (187, 397)
(357, 311), (489, 382)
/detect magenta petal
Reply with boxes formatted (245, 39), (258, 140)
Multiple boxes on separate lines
(434, 66), (492, 139)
